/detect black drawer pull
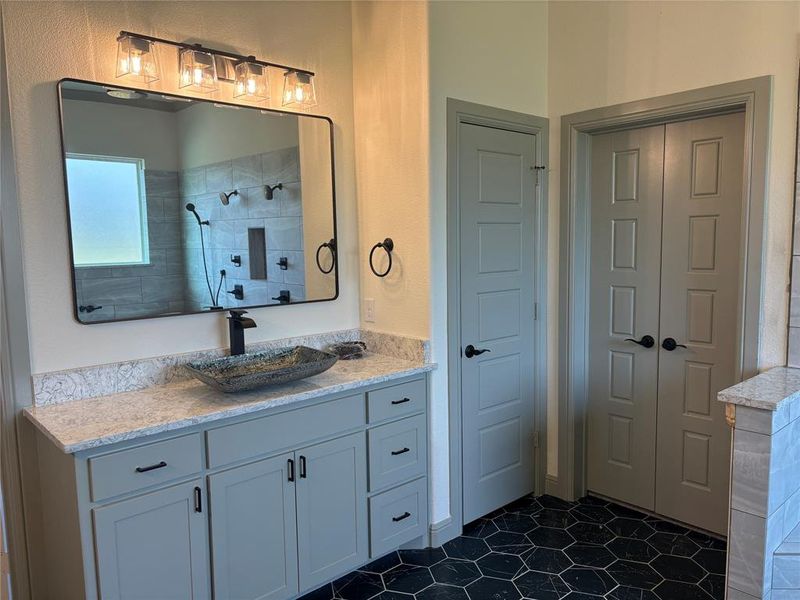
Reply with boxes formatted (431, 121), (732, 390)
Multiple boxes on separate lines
(391, 447), (411, 456)
(288, 458), (295, 482)
(194, 486), (202, 513)
(392, 511), (412, 522)
(299, 455), (307, 479)
(391, 397), (411, 405)
(135, 461), (167, 473)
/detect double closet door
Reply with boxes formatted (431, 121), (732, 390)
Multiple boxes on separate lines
(587, 112), (744, 535)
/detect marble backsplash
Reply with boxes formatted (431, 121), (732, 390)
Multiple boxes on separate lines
(32, 328), (431, 407)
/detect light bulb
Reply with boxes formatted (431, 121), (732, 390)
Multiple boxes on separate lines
(178, 48), (218, 93)
(282, 70), (316, 109)
(130, 53), (142, 75)
(115, 34), (160, 83)
(233, 61), (268, 102)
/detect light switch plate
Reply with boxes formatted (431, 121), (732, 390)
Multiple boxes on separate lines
(364, 298), (375, 322)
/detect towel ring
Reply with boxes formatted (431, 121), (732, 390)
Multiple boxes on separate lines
(369, 238), (394, 278)
(315, 239), (336, 274)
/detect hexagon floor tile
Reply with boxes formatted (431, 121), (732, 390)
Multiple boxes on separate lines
(298, 494), (726, 600)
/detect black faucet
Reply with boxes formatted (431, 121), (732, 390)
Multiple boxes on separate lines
(227, 309), (257, 356)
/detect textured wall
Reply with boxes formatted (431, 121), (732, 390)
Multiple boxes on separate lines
(2, 0), (359, 373)
(351, 1), (430, 339)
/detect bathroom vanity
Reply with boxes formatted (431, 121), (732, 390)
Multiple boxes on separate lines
(26, 353), (432, 600)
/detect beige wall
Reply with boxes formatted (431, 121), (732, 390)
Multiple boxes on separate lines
(547, 0), (800, 479)
(2, 1), (360, 374)
(427, 0), (549, 522)
(351, 0), (430, 340)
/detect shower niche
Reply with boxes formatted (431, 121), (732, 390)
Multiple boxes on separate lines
(57, 79), (337, 323)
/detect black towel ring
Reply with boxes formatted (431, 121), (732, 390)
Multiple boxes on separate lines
(369, 238), (394, 278)
(315, 239), (336, 274)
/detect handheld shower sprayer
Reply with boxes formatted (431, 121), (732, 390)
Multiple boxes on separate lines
(185, 203), (209, 226)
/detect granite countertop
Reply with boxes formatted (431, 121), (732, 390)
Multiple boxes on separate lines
(25, 353), (435, 454)
(718, 366), (800, 411)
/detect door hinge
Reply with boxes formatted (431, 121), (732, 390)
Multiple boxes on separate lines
(533, 431), (540, 449)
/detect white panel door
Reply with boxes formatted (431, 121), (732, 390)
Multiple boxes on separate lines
(655, 112), (744, 535)
(459, 122), (539, 523)
(587, 125), (665, 511)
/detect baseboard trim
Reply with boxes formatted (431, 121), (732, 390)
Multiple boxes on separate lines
(429, 516), (460, 547)
(545, 474), (565, 499)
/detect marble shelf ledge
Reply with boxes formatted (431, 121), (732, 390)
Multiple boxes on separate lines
(718, 367), (800, 411)
(25, 353), (435, 455)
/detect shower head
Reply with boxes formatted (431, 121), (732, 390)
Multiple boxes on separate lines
(185, 203), (208, 226)
(219, 190), (239, 206)
(264, 183), (283, 200)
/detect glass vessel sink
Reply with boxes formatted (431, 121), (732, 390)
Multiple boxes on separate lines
(185, 346), (339, 393)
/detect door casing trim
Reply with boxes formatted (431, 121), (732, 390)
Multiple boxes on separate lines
(556, 76), (772, 501)
(446, 98), (549, 535)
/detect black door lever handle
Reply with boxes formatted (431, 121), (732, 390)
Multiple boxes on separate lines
(464, 345), (491, 359)
(662, 337), (687, 351)
(624, 335), (655, 348)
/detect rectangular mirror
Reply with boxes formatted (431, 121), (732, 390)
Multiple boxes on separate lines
(58, 79), (338, 324)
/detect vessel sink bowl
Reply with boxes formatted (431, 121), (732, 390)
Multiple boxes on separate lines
(185, 346), (339, 393)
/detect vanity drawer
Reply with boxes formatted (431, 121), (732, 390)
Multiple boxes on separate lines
(206, 393), (365, 468)
(369, 477), (427, 558)
(368, 414), (427, 491)
(88, 433), (203, 502)
(367, 379), (426, 424)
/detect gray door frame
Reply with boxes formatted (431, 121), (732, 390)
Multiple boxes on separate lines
(446, 98), (549, 534)
(556, 76), (772, 501)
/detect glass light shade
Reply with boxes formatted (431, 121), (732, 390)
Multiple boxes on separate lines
(116, 35), (160, 83)
(234, 61), (269, 101)
(179, 48), (218, 92)
(282, 71), (317, 109)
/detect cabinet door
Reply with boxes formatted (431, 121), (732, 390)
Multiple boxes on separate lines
(209, 454), (298, 600)
(93, 479), (210, 600)
(296, 432), (368, 592)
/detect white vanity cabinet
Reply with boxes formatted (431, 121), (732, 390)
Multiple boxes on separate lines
(34, 374), (429, 600)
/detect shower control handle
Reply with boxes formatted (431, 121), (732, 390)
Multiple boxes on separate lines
(464, 345), (491, 359)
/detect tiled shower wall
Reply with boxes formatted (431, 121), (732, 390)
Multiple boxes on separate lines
(75, 169), (185, 322)
(179, 145), (306, 310)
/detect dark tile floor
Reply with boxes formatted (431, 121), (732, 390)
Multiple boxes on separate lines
(299, 494), (727, 600)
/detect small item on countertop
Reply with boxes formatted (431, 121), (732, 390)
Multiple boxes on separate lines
(326, 341), (367, 360)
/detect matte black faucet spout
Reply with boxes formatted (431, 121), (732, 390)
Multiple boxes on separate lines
(228, 309), (257, 356)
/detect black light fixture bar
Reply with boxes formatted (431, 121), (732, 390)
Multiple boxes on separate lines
(117, 31), (315, 77)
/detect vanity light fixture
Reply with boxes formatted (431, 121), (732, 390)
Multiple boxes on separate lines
(115, 33), (161, 83)
(114, 31), (317, 107)
(282, 70), (317, 109)
(234, 59), (269, 102)
(179, 47), (219, 93)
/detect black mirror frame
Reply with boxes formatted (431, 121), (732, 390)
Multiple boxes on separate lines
(57, 78), (339, 325)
